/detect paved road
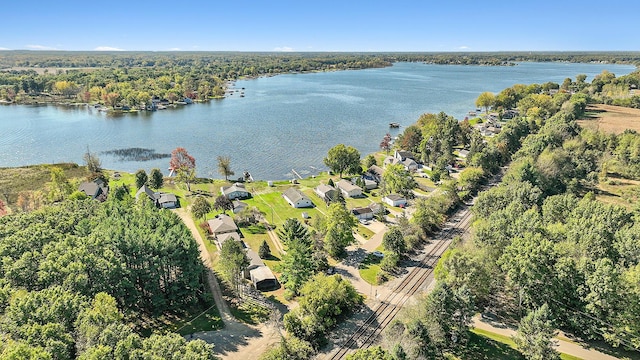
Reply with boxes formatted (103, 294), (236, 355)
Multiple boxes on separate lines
(473, 314), (620, 360)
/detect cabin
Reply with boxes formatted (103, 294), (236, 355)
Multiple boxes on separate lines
(383, 194), (408, 207)
(157, 193), (178, 208)
(336, 179), (363, 198)
(352, 207), (375, 221)
(314, 184), (337, 203)
(207, 214), (240, 249)
(282, 188), (313, 208)
(79, 179), (109, 202)
(221, 183), (251, 200)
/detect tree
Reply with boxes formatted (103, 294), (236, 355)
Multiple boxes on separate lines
(258, 240), (271, 259)
(513, 304), (560, 360)
(278, 218), (310, 246)
(398, 125), (423, 154)
(382, 163), (416, 197)
(191, 196), (212, 220)
(364, 154), (377, 168)
(102, 92), (120, 109)
(83, 148), (102, 173)
(260, 336), (314, 360)
(382, 226), (406, 257)
(135, 169), (148, 189)
(149, 168), (164, 189)
(213, 195), (233, 213)
(323, 144), (361, 178)
(217, 155), (234, 181)
(475, 91), (496, 113)
(46, 166), (72, 202)
(324, 203), (357, 258)
(346, 346), (393, 360)
(170, 147), (196, 192)
(218, 240), (249, 294)
(380, 133), (392, 154)
(280, 237), (314, 297)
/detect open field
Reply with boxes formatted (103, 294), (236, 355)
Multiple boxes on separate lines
(596, 175), (640, 209)
(578, 104), (640, 134)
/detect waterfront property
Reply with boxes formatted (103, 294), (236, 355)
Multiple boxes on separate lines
(135, 185), (178, 208)
(282, 187), (314, 208)
(314, 183), (338, 203)
(79, 179), (109, 201)
(221, 182), (251, 200)
(207, 214), (240, 249)
(336, 179), (363, 198)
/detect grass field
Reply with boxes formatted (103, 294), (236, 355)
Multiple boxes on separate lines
(468, 328), (582, 360)
(595, 176), (640, 209)
(578, 104), (640, 134)
(359, 253), (383, 285)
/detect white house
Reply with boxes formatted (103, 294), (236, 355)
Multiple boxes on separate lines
(383, 194), (407, 207)
(336, 179), (363, 198)
(221, 183), (251, 200)
(282, 188), (313, 208)
(394, 150), (415, 161)
(352, 207), (374, 220)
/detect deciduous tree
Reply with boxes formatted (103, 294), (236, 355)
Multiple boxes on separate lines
(135, 169), (148, 189)
(217, 155), (234, 181)
(170, 147), (196, 191)
(323, 144), (361, 178)
(191, 196), (212, 220)
(323, 203), (357, 258)
(513, 304), (560, 360)
(475, 91), (496, 113)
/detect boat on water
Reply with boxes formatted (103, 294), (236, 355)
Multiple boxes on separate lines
(389, 122), (400, 128)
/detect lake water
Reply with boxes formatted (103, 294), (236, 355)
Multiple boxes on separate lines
(0, 62), (635, 180)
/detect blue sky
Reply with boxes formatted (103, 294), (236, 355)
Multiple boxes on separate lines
(1, 0), (638, 52)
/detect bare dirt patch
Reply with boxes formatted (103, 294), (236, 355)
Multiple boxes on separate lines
(577, 104), (640, 134)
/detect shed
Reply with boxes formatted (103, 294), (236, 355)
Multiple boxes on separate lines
(250, 266), (278, 291)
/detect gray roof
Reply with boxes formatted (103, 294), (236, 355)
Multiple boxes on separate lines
(368, 165), (384, 177)
(158, 193), (177, 204)
(232, 200), (248, 210)
(395, 150), (415, 160)
(207, 214), (238, 234)
(352, 207), (374, 215)
(282, 187), (310, 204)
(135, 185), (158, 200)
(250, 266), (277, 282)
(246, 249), (265, 269)
(222, 183), (250, 196)
(217, 232), (241, 243)
(315, 184), (336, 195)
(78, 179), (107, 199)
(385, 194), (406, 201)
(336, 179), (362, 193)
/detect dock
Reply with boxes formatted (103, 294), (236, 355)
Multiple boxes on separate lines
(291, 168), (303, 180)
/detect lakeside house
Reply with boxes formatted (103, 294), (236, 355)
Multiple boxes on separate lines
(384, 155), (419, 172)
(207, 214), (240, 249)
(394, 150), (415, 161)
(314, 183), (338, 204)
(336, 179), (363, 198)
(282, 187), (313, 208)
(366, 165), (384, 184)
(135, 185), (178, 208)
(79, 179), (109, 202)
(221, 182), (251, 200)
(383, 194), (407, 207)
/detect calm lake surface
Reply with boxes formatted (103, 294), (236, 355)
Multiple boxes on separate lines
(0, 62), (635, 180)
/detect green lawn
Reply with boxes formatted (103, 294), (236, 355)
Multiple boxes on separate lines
(470, 328), (583, 360)
(355, 224), (375, 240)
(359, 254), (383, 285)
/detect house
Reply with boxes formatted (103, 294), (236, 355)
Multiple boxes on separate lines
(368, 202), (386, 216)
(352, 207), (374, 220)
(79, 179), (109, 202)
(232, 200), (248, 214)
(314, 184), (337, 203)
(384, 155), (401, 167)
(157, 193), (178, 208)
(207, 214), (239, 249)
(394, 150), (415, 161)
(336, 179), (363, 198)
(221, 183), (251, 200)
(135, 185), (177, 208)
(363, 178), (378, 190)
(401, 158), (419, 172)
(245, 250), (278, 291)
(383, 194), (408, 207)
(458, 149), (470, 159)
(282, 188), (313, 208)
(366, 165), (384, 183)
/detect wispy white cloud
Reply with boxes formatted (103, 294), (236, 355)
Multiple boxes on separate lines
(168, 47), (181, 51)
(0, 47), (10, 50)
(274, 46), (294, 52)
(26, 44), (59, 50)
(458, 46), (469, 50)
(94, 46), (125, 51)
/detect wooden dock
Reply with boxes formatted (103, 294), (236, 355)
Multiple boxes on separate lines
(291, 169), (303, 180)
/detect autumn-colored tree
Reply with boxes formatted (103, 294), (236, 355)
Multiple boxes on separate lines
(380, 133), (392, 154)
(169, 147), (196, 191)
(102, 92), (120, 109)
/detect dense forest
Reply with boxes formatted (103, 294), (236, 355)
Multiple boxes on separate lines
(0, 196), (216, 358)
(1, 51), (639, 108)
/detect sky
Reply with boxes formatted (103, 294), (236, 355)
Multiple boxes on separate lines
(1, 0), (639, 52)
